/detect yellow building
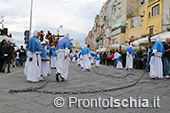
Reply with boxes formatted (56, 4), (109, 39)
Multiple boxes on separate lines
(126, 0), (170, 41)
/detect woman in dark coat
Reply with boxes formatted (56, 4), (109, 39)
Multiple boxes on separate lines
(0, 39), (6, 72)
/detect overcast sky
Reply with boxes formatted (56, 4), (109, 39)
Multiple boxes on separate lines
(0, 0), (106, 47)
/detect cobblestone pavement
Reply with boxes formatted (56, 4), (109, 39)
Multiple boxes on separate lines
(0, 63), (170, 113)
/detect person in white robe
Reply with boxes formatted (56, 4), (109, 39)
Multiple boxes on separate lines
(125, 45), (137, 71)
(117, 56), (123, 69)
(50, 46), (57, 69)
(90, 52), (97, 65)
(24, 30), (42, 82)
(72, 54), (77, 63)
(80, 45), (91, 71)
(95, 53), (100, 68)
(55, 33), (72, 82)
(149, 36), (164, 79)
(44, 39), (51, 75)
(40, 42), (49, 80)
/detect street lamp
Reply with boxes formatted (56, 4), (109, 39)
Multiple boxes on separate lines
(57, 25), (63, 39)
(29, 0), (33, 39)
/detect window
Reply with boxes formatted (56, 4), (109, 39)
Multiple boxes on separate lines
(131, 20), (134, 28)
(149, 12), (151, 18)
(152, 4), (159, 17)
(149, 28), (153, 36)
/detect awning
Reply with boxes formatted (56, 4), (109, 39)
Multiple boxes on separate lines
(0, 35), (15, 43)
(132, 31), (170, 46)
(112, 20), (126, 30)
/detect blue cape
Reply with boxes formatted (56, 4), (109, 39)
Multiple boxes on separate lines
(117, 56), (123, 62)
(90, 52), (97, 57)
(74, 54), (77, 58)
(127, 47), (137, 55)
(78, 51), (81, 58)
(96, 56), (100, 61)
(55, 37), (72, 53)
(51, 49), (57, 56)
(81, 47), (90, 55)
(149, 41), (164, 54)
(40, 49), (47, 58)
(26, 35), (42, 52)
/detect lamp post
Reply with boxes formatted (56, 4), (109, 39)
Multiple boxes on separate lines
(29, 0), (33, 39)
(57, 25), (63, 39)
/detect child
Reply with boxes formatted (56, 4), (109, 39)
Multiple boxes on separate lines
(95, 53), (101, 68)
(117, 56), (123, 69)
(40, 42), (49, 80)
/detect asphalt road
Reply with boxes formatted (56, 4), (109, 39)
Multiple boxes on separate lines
(0, 62), (170, 113)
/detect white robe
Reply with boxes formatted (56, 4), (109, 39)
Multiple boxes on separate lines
(95, 60), (100, 67)
(126, 52), (134, 69)
(56, 49), (70, 79)
(41, 61), (49, 77)
(72, 57), (76, 63)
(24, 51), (41, 82)
(77, 58), (80, 65)
(150, 51), (163, 78)
(46, 56), (51, 74)
(117, 61), (123, 69)
(51, 56), (57, 68)
(90, 57), (95, 64)
(81, 53), (91, 70)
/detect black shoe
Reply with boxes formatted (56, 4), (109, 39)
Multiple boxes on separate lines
(86, 69), (90, 72)
(61, 76), (65, 82)
(56, 73), (60, 81)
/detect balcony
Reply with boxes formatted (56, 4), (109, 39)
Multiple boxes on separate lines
(148, 0), (155, 3)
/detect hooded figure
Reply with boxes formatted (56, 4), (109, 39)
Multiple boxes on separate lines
(72, 53), (77, 63)
(55, 33), (72, 81)
(149, 36), (164, 79)
(40, 41), (49, 79)
(24, 30), (42, 82)
(125, 45), (137, 70)
(80, 44), (91, 71)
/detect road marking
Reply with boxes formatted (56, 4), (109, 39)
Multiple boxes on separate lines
(0, 69), (24, 79)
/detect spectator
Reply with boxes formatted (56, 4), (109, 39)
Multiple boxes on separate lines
(0, 39), (6, 72)
(1, 40), (14, 73)
(16, 49), (20, 67)
(103, 52), (107, 65)
(163, 38), (170, 79)
(12, 49), (17, 67)
(107, 51), (112, 66)
(19, 45), (26, 67)
(142, 47), (148, 69)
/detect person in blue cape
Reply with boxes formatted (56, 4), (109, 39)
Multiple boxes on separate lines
(72, 53), (77, 63)
(95, 53), (101, 68)
(24, 30), (42, 83)
(44, 39), (51, 75)
(50, 46), (57, 69)
(77, 51), (83, 68)
(149, 36), (164, 79)
(117, 56), (123, 69)
(125, 45), (137, 71)
(90, 52), (97, 65)
(80, 44), (91, 71)
(40, 42), (49, 80)
(55, 33), (72, 82)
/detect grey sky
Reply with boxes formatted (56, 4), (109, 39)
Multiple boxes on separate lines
(0, 0), (106, 46)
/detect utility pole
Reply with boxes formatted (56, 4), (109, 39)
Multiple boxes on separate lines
(29, 0), (33, 39)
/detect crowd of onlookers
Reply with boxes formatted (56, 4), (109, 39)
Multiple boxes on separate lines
(99, 47), (149, 69)
(0, 39), (26, 73)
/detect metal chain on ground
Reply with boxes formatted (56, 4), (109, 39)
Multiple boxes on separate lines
(8, 69), (146, 95)
(93, 67), (135, 78)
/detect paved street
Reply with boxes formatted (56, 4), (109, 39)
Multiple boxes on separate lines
(0, 62), (170, 113)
